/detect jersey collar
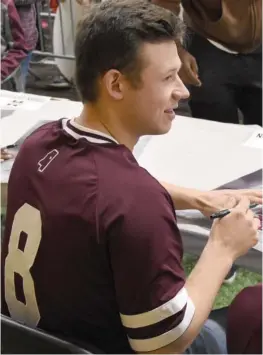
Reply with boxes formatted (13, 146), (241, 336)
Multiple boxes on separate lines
(63, 118), (119, 145)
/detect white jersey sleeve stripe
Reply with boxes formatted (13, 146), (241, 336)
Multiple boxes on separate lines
(120, 287), (188, 328)
(128, 297), (195, 352)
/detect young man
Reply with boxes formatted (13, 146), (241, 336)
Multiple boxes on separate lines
(152, 0), (262, 126)
(1, 0), (28, 91)
(1, 1), (261, 353)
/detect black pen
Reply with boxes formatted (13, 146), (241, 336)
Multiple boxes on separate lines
(210, 203), (259, 220)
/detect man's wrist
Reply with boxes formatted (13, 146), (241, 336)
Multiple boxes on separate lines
(192, 191), (216, 212)
(172, 186), (206, 211)
(204, 238), (235, 267)
(181, 188), (203, 210)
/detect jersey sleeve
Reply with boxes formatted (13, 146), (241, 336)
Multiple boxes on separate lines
(105, 183), (195, 353)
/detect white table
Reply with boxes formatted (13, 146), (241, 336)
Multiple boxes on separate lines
(1, 91), (262, 272)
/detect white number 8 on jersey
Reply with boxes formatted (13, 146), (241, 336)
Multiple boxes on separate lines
(4, 203), (42, 327)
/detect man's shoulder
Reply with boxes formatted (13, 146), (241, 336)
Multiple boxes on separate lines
(96, 151), (174, 226)
(16, 120), (66, 161)
(10, 120), (76, 180)
(25, 120), (60, 142)
(97, 149), (170, 202)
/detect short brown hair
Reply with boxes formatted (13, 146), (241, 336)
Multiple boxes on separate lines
(75, 0), (184, 103)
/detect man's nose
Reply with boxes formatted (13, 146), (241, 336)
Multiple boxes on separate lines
(174, 76), (190, 100)
(180, 85), (190, 100)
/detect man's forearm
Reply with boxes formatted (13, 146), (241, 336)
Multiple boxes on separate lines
(160, 181), (203, 210)
(151, 241), (233, 354)
(182, 242), (233, 346)
(174, 241), (232, 352)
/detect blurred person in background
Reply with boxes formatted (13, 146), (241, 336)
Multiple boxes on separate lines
(152, 0), (262, 126)
(14, 0), (39, 84)
(1, 0), (28, 91)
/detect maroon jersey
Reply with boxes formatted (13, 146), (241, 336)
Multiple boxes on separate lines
(227, 284), (262, 354)
(1, 118), (195, 353)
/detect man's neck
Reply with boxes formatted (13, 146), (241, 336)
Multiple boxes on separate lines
(76, 104), (138, 151)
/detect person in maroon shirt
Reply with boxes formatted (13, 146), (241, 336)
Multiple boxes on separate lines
(227, 284), (262, 354)
(1, 0), (262, 353)
(1, 0), (28, 89)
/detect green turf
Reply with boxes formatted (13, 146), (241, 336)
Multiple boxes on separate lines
(183, 254), (262, 309)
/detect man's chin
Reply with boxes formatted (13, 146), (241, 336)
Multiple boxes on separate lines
(140, 122), (172, 137)
(154, 122), (173, 136)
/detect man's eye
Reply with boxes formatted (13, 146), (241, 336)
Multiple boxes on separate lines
(165, 75), (173, 81)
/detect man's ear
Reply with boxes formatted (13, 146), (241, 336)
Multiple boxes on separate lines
(102, 69), (125, 100)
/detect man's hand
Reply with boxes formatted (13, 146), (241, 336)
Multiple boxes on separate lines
(196, 189), (262, 217)
(210, 197), (260, 259)
(161, 182), (262, 216)
(178, 46), (201, 87)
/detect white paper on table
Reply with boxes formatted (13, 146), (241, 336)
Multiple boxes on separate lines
(0, 111), (43, 148)
(0, 94), (82, 148)
(243, 129), (263, 149)
(39, 100), (83, 121)
(0, 90), (50, 111)
(138, 116), (262, 191)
